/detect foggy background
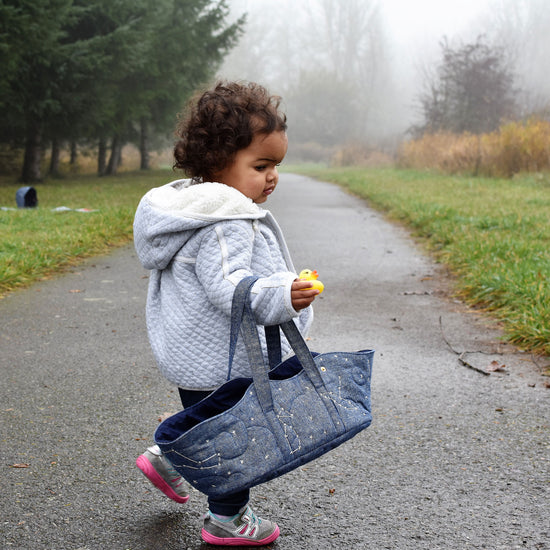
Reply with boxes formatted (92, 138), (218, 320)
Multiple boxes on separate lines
(217, 0), (550, 161)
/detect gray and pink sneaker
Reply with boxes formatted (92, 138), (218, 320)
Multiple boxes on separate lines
(136, 445), (189, 504)
(202, 505), (280, 546)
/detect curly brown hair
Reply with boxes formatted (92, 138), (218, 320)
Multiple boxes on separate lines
(173, 81), (287, 181)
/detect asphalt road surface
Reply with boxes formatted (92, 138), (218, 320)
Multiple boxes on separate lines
(1, 173), (548, 549)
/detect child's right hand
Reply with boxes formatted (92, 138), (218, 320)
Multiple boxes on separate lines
(291, 279), (320, 311)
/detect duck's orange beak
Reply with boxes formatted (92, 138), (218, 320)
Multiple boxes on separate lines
(311, 270), (319, 279)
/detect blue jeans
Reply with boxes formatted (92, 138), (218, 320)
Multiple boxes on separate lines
(178, 388), (250, 516)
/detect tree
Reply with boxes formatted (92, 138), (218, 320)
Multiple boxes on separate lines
(45, 0), (125, 176)
(0, 0), (75, 182)
(298, 0), (387, 142)
(0, 0), (243, 181)
(84, 0), (244, 175)
(415, 37), (517, 136)
(129, 0), (244, 171)
(220, 0), (388, 148)
(485, 0), (550, 117)
(286, 70), (359, 147)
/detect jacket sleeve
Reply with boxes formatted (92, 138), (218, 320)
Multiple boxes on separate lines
(194, 220), (300, 326)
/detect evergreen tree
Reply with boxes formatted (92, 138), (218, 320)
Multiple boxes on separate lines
(0, 0), (74, 181)
(132, 0), (244, 170)
(0, 0), (244, 181)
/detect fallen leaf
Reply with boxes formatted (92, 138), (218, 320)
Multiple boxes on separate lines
(487, 360), (506, 372)
(11, 463), (29, 468)
(69, 289), (83, 293)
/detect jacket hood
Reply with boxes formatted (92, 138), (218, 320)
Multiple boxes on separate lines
(133, 179), (267, 270)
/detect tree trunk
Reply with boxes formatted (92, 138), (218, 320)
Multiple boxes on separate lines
(106, 135), (121, 175)
(98, 137), (107, 176)
(70, 140), (77, 165)
(49, 137), (61, 177)
(21, 118), (43, 183)
(139, 118), (150, 170)
(116, 143), (122, 168)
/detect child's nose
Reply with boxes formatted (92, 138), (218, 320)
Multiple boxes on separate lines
(267, 167), (278, 182)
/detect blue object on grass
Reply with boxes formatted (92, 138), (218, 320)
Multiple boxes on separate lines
(16, 187), (38, 208)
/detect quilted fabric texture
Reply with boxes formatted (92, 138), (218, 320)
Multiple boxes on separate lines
(155, 349), (373, 497)
(155, 278), (373, 497)
(133, 179), (313, 389)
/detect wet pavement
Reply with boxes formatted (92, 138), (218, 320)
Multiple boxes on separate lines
(1, 173), (549, 549)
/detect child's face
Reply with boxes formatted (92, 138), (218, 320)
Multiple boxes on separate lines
(214, 131), (288, 204)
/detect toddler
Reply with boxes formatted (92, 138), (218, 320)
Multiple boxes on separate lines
(133, 81), (319, 546)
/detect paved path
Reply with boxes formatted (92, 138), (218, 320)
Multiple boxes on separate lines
(1, 174), (548, 549)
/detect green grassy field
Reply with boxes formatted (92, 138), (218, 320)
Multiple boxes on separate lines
(289, 166), (550, 355)
(1, 167), (549, 356)
(0, 170), (166, 295)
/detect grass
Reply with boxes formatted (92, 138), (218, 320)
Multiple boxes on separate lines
(2, 165), (549, 356)
(289, 165), (550, 356)
(0, 170), (169, 296)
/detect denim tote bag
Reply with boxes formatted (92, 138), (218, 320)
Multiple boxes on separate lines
(155, 276), (374, 497)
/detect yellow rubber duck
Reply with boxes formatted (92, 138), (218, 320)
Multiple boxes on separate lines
(298, 269), (324, 294)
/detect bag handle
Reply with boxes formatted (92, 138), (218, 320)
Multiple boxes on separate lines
(278, 320), (327, 391)
(229, 276), (285, 375)
(229, 276), (331, 414)
(264, 325), (282, 367)
(227, 276), (258, 380)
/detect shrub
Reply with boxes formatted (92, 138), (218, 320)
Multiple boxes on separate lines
(485, 119), (550, 177)
(399, 118), (550, 177)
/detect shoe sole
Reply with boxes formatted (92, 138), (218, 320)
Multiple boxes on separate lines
(200, 525), (280, 546)
(136, 455), (189, 504)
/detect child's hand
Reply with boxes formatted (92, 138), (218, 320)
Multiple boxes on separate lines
(291, 279), (320, 311)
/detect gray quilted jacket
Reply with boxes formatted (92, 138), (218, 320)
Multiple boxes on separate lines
(133, 179), (313, 390)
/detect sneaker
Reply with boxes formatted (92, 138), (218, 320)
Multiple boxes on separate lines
(136, 445), (189, 504)
(201, 505), (280, 546)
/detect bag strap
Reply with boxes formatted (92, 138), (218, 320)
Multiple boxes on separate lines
(239, 292), (276, 413)
(228, 276), (275, 412)
(227, 276), (258, 380)
(229, 276), (333, 416)
(228, 277), (282, 378)
(278, 320), (327, 391)
(264, 325), (282, 367)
